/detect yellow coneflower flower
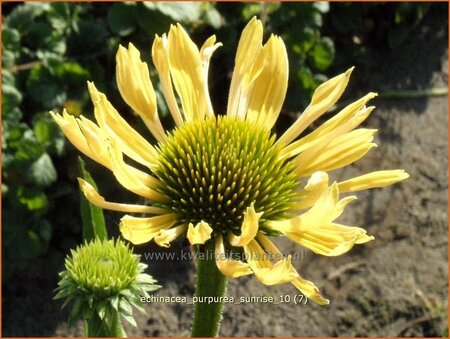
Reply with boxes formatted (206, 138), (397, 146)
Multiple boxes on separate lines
(51, 18), (408, 305)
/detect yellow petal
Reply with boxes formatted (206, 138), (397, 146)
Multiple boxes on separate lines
(152, 34), (184, 127)
(244, 239), (297, 285)
(281, 93), (377, 159)
(186, 220), (213, 245)
(76, 116), (111, 168)
(87, 82), (158, 170)
(268, 184), (374, 256)
(77, 178), (168, 214)
(50, 111), (110, 168)
(200, 35), (222, 116)
(278, 67), (354, 146)
(294, 128), (377, 177)
(256, 234), (329, 304)
(286, 223), (374, 256)
(227, 16), (264, 119)
(267, 183), (356, 233)
(215, 235), (252, 278)
(292, 276), (330, 305)
(154, 224), (188, 248)
(229, 202), (263, 247)
(338, 170), (410, 193)
(116, 43), (166, 143)
(245, 35), (288, 130)
(120, 214), (176, 245)
(292, 171), (329, 211)
(167, 24), (209, 121)
(108, 139), (167, 202)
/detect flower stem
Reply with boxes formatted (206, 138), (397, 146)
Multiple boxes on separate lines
(191, 238), (228, 337)
(85, 310), (125, 337)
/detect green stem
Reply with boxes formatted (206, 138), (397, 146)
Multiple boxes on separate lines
(191, 238), (228, 337)
(85, 309), (125, 337)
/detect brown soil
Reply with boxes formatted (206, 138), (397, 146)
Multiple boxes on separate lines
(3, 5), (448, 338)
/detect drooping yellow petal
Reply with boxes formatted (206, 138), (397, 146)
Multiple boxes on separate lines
(244, 240), (297, 285)
(268, 183), (355, 233)
(229, 202), (263, 247)
(256, 234), (329, 305)
(50, 111), (110, 169)
(108, 139), (167, 202)
(292, 276), (330, 305)
(281, 93), (377, 159)
(215, 235), (252, 278)
(154, 224), (188, 248)
(120, 214), (176, 245)
(292, 171), (329, 211)
(167, 24), (209, 122)
(200, 35), (222, 116)
(267, 184), (373, 256)
(286, 223), (374, 256)
(77, 178), (168, 214)
(152, 34), (184, 127)
(278, 67), (354, 146)
(186, 220), (213, 245)
(245, 35), (288, 130)
(116, 43), (166, 143)
(294, 128), (378, 177)
(338, 170), (410, 193)
(76, 116), (111, 168)
(87, 82), (158, 170)
(227, 16), (264, 119)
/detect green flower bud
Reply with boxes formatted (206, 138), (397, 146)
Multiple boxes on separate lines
(54, 238), (160, 336)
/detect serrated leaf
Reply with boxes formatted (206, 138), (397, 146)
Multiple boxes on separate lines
(78, 157), (107, 241)
(29, 153), (57, 187)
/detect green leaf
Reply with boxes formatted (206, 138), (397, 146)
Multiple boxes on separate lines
(143, 2), (202, 23)
(18, 186), (48, 211)
(29, 153), (57, 187)
(313, 2), (330, 13)
(310, 37), (335, 71)
(122, 314), (137, 328)
(292, 27), (316, 55)
(119, 299), (133, 316)
(26, 65), (67, 109)
(37, 218), (52, 242)
(107, 3), (137, 37)
(78, 157), (107, 241)
(5, 3), (50, 34)
(2, 83), (23, 114)
(33, 115), (57, 147)
(2, 27), (21, 51)
(15, 131), (43, 162)
(204, 7), (222, 29)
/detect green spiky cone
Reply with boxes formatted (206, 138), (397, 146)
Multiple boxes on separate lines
(54, 238), (160, 337)
(155, 116), (298, 235)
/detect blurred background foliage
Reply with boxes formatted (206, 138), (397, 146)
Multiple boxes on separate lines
(2, 2), (433, 281)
